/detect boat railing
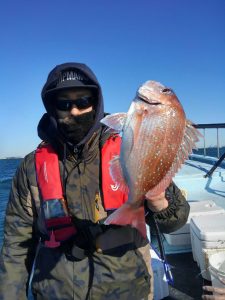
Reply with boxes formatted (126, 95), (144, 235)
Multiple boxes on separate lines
(194, 123), (225, 158)
(193, 123), (225, 177)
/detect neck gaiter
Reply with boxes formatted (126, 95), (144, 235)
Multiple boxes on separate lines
(57, 110), (95, 145)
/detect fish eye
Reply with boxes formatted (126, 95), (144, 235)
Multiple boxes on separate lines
(161, 88), (173, 94)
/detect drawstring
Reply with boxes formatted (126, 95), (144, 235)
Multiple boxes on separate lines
(27, 239), (42, 299)
(63, 143), (67, 197)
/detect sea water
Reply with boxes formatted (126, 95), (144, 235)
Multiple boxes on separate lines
(0, 158), (22, 247)
(193, 146), (225, 158)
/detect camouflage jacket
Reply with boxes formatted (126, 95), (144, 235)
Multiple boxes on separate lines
(0, 129), (190, 300)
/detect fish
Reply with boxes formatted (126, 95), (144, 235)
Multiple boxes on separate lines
(101, 80), (201, 238)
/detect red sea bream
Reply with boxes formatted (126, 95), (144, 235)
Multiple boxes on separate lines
(101, 80), (201, 237)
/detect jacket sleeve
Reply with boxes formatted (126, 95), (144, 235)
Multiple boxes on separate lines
(0, 156), (36, 300)
(145, 182), (190, 233)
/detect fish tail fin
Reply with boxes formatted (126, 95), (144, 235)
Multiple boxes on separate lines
(104, 204), (147, 238)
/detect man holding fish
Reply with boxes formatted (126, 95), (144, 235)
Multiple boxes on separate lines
(0, 62), (194, 300)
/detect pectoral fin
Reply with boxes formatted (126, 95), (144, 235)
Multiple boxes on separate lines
(110, 155), (129, 194)
(100, 113), (127, 132)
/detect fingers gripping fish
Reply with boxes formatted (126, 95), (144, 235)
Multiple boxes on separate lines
(101, 80), (201, 238)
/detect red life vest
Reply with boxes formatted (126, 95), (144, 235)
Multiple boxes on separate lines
(35, 135), (128, 248)
(101, 135), (128, 210)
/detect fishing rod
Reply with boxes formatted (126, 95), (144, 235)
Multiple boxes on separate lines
(151, 215), (174, 285)
(204, 151), (225, 178)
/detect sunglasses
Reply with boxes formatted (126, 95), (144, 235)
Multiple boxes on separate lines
(55, 96), (94, 111)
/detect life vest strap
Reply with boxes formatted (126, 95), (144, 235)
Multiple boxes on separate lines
(101, 135), (128, 210)
(36, 144), (63, 199)
(35, 144), (77, 248)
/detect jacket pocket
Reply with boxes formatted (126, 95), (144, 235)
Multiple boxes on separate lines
(91, 249), (151, 300)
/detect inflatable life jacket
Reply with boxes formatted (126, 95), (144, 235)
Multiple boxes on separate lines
(35, 135), (128, 248)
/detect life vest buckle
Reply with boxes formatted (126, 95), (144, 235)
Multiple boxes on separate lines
(44, 231), (61, 248)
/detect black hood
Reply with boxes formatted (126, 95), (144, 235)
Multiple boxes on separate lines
(39, 62), (104, 148)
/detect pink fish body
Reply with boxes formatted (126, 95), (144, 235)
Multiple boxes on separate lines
(101, 80), (201, 237)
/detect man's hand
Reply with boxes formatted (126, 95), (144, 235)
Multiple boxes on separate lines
(202, 285), (225, 299)
(145, 191), (169, 212)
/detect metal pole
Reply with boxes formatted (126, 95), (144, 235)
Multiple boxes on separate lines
(217, 128), (220, 158)
(204, 129), (206, 156)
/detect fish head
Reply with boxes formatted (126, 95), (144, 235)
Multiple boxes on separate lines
(136, 80), (185, 116)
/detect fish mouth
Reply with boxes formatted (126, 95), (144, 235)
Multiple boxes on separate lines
(137, 81), (174, 105)
(137, 96), (162, 105)
(137, 86), (174, 105)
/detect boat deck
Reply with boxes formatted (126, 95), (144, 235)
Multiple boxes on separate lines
(174, 156), (225, 209)
(157, 156), (225, 299)
(164, 252), (212, 300)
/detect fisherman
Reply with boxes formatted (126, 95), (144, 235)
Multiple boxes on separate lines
(0, 62), (190, 300)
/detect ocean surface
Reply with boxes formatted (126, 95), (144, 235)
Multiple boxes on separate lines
(193, 146), (225, 158)
(0, 147), (225, 248)
(0, 158), (22, 247)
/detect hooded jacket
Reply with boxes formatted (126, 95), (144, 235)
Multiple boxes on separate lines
(0, 63), (190, 300)
(40, 62), (104, 148)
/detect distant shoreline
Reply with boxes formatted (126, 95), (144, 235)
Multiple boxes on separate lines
(0, 157), (23, 160)
(1, 146), (225, 161)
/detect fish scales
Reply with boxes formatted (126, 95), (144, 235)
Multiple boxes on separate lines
(101, 80), (201, 237)
(125, 106), (182, 197)
(122, 108), (162, 197)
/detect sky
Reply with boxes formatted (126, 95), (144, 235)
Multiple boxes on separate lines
(0, 0), (225, 158)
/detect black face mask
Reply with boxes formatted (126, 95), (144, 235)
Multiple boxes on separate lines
(57, 110), (95, 145)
